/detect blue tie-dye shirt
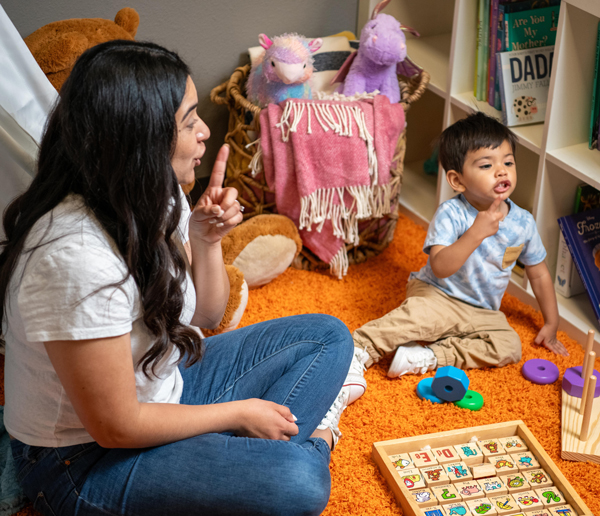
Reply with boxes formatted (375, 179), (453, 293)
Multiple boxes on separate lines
(410, 194), (546, 311)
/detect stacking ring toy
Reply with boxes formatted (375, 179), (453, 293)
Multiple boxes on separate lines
(431, 366), (470, 402)
(563, 366), (600, 397)
(416, 377), (444, 404)
(521, 358), (559, 385)
(454, 390), (484, 411)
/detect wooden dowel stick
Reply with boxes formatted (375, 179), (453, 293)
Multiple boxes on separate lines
(581, 330), (595, 379)
(580, 351), (597, 415)
(580, 375), (597, 441)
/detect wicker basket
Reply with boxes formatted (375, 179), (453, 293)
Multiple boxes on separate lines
(210, 65), (429, 270)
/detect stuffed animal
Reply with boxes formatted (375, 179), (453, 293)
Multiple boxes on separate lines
(203, 214), (302, 336)
(22, 8), (202, 196)
(332, 0), (422, 103)
(247, 33), (323, 108)
(23, 8), (139, 92)
(23, 10), (305, 335)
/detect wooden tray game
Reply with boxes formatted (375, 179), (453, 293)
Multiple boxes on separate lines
(372, 420), (591, 516)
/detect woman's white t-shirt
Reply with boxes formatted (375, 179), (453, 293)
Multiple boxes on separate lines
(2, 188), (196, 447)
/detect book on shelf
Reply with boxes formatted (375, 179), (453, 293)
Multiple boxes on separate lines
(557, 208), (600, 329)
(555, 232), (584, 297)
(595, 104), (600, 152)
(573, 184), (600, 214)
(555, 184), (600, 298)
(495, 0), (560, 108)
(504, 2), (560, 52)
(590, 21), (600, 150)
(494, 1), (513, 110)
(488, 0), (502, 107)
(476, 0), (490, 101)
(496, 45), (553, 126)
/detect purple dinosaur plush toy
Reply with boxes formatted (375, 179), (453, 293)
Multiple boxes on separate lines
(333, 0), (421, 103)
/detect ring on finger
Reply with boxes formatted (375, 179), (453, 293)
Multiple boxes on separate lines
(235, 200), (245, 212)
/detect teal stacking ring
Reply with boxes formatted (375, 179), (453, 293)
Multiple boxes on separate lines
(416, 377), (445, 404)
(454, 390), (484, 411)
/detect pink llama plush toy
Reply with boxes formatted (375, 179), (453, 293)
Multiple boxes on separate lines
(333, 0), (421, 103)
(247, 33), (323, 108)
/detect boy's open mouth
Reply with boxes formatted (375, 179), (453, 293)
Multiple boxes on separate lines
(494, 180), (511, 193)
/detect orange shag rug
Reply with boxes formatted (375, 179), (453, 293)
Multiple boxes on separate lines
(4, 212), (600, 516)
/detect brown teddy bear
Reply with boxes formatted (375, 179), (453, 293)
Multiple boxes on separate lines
(24, 8), (140, 92)
(23, 9), (303, 334)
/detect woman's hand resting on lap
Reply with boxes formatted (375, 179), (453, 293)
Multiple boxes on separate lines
(232, 399), (299, 441)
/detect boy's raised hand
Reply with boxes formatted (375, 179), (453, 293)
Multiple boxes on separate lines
(472, 196), (505, 241)
(534, 326), (570, 356)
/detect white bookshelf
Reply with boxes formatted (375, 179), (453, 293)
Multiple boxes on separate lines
(359, 0), (600, 352)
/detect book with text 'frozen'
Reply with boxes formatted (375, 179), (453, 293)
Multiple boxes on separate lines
(554, 183), (600, 298)
(497, 45), (553, 126)
(558, 208), (600, 328)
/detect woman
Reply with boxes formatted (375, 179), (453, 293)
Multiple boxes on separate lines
(0, 40), (353, 515)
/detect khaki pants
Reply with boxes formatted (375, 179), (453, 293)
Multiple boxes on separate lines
(353, 279), (521, 370)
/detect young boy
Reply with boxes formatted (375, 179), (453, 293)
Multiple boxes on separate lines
(344, 112), (568, 402)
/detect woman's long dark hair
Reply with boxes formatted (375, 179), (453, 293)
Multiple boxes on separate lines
(0, 40), (204, 376)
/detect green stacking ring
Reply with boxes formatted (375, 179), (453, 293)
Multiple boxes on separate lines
(454, 390), (484, 411)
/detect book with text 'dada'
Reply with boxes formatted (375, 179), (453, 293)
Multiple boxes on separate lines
(496, 45), (553, 127)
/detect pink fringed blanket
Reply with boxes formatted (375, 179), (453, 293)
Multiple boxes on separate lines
(259, 94), (405, 278)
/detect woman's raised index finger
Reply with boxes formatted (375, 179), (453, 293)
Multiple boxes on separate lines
(208, 144), (230, 188)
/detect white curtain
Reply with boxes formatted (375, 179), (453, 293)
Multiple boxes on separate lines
(0, 5), (58, 239)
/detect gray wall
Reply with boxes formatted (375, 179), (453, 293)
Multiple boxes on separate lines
(2, 0), (358, 182)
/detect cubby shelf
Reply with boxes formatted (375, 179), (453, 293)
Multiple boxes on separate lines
(359, 0), (600, 353)
(406, 33), (452, 96)
(400, 161), (438, 223)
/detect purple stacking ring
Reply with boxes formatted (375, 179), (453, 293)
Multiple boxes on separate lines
(521, 358), (559, 385)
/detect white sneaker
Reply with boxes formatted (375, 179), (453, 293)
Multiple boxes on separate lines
(343, 346), (370, 405)
(387, 342), (437, 378)
(317, 386), (350, 450)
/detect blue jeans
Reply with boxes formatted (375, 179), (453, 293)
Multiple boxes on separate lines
(11, 314), (353, 516)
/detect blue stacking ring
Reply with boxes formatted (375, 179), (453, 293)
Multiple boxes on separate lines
(416, 377), (445, 404)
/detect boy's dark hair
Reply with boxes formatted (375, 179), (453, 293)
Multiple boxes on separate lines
(438, 111), (518, 174)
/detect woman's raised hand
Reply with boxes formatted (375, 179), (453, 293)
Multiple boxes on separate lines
(190, 145), (243, 244)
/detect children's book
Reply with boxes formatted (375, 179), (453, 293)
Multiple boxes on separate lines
(488, 0), (501, 106)
(596, 107), (600, 150)
(496, 45), (553, 126)
(557, 208), (600, 328)
(589, 22), (600, 150)
(555, 184), (600, 297)
(555, 231), (584, 297)
(481, 0), (490, 101)
(501, 0), (560, 50)
(475, 0), (490, 101)
(573, 184), (600, 214)
(474, 2), (480, 98)
(504, 4), (560, 51)
(495, 0), (559, 109)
